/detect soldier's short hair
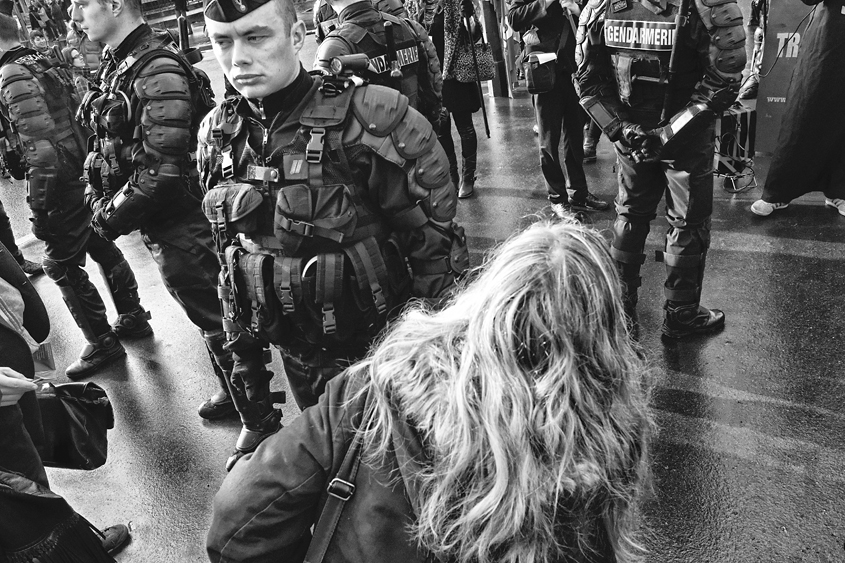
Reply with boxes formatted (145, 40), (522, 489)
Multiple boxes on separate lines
(273, 0), (299, 31)
(98, 0), (142, 15)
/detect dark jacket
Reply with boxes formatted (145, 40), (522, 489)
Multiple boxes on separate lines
(206, 371), (429, 563)
(507, 0), (577, 74)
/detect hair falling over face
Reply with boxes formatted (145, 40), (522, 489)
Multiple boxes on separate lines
(348, 219), (654, 563)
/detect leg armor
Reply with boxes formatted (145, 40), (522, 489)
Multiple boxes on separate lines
(42, 258), (111, 342)
(610, 216), (651, 312)
(220, 333), (282, 470)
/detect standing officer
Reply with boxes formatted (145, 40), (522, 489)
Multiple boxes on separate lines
(0, 5), (152, 378)
(575, 0), (745, 338)
(70, 0), (238, 418)
(312, 0), (406, 44)
(201, 0), (468, 466)
(313, 0), (442, 125)
(508, 0), (610, 217)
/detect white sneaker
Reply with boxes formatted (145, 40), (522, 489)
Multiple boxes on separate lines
(825, 198), (845, 216)
(751, 199), (789, 216)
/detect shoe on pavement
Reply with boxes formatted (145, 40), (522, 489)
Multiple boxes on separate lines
(750, 199), (788, 216)
(20, 259), (43, 276)
(66, 333), (126, 380)
(549, 202), (589, 224)
(112, 308), (153, 338)
(661, 302), (725, 339)
(570, 193), (610, 211)
(100, 524), (130, 555)
(198, 389), (237, 420)
(825, 198), (845, 216)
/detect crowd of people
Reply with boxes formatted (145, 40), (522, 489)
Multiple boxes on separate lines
(0, 0), (839, 560)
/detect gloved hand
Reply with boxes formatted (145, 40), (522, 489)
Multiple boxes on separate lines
(84, 184), (107, 214)
(91, 208), (120, 241)
(620, 122), (662, 163)
(461, 0), (475, 17)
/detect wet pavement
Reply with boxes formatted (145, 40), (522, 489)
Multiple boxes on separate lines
(2, 40), (844, 563)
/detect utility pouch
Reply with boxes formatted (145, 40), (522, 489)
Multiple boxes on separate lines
(26, 169), (56, 211)
(201, 183), (265, 236)
(273, 183), (358, 255)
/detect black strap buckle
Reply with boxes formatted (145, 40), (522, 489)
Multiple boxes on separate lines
(327, 477), (355, 500)
(306, 127), (326, 164)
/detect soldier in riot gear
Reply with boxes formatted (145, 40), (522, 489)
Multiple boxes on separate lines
(312, 0), (407, 44)
(202, 0), (468, 468)
(575, 0), (745, 338)
(0, 6), (152, 378)
(313, 0), (442, 126)
(70, 0), (237, 417)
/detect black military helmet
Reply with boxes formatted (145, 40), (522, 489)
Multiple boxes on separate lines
(204, 0), (274, 22)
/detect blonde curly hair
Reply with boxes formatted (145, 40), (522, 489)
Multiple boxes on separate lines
(349, 220), (654, 563)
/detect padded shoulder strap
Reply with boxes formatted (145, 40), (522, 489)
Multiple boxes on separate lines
(299, 78), (357, 128)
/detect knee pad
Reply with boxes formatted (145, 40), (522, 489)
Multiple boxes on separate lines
(611, 216), (651, 256)
(41, 258), (68, 284)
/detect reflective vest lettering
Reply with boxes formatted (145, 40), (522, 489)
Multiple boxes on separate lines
(605, 20), (675, 51)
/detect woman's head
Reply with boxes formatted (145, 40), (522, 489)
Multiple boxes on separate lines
(29, 30), (47, 52)
(355, 220), (652, 563)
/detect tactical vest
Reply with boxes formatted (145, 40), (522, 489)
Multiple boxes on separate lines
(79, 31), (215, 194)
(329, 13), (422, 108)
(200, 81), (417, 350)
(315, 0), (408, 42)
(0, 49), (88, 184)
(604, 0), (701, 110)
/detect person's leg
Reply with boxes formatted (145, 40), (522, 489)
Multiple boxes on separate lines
(0, 198), (40, 274)
(662, 119), (725, 338)
(141, 207), (240, 420)
(612, 142), (667, 323)
(452, 109), (478, 198)
(561, 79), (608, 210)
(86, 233), (151, 337)
(583, 115), (601, 163)
(437, 109), (459, 188)
(533, 85), (567, 204)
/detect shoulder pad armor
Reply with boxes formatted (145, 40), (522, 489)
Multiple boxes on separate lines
(0, 62), (35, 90)
(390, 105), (437, 159)
(331, 22), (368, 43)
(133, 57), (192, 101)
(351, 85), (409, 137)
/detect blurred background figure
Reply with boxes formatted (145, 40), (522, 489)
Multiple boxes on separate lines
(750, 0), (845, 218)
(738, 0), (767, 100)
(430, 0), (483, 199)
(207, 220), (653, 563)
(0, 200), (41, 275)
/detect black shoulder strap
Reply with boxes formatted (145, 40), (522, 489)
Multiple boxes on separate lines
(304, 390), (370, 563)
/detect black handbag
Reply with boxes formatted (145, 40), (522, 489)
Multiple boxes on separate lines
(35, 382), (115, 470)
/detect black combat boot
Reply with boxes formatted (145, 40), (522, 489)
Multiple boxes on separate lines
(661, 301), (725, 339)
(459, 154), (476, 199)
(66, 331), (126, 380)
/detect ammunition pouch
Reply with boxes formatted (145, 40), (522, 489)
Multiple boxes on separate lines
(201, 183), (267, 238)
(226, 236), (409, 348)
(273, 183), (358, 255)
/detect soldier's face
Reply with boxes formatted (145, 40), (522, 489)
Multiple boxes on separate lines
(70, 0), (118, 45)
(206, 2), (307, 100)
